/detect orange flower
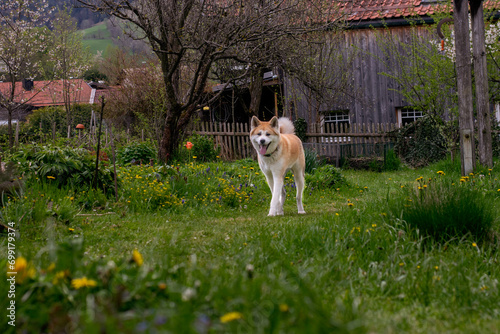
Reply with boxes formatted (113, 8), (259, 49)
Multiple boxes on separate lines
(185, 141), (193, 150)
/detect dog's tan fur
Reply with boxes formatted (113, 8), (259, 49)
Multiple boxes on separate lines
(250, 116), (306, 216)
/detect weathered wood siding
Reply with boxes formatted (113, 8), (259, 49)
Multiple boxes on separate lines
(284, 25), (435, 125)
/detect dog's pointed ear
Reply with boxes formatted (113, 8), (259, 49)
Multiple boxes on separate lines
(270, 116), (279, 129)
(251, 116), (260, 129)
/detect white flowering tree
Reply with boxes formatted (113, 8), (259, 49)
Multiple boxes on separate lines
(0, 0), (53, 149)
(45, 9), (92, 128)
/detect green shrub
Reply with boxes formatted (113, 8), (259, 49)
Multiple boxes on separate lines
(174, 134), (220, 163)
(384, 149), (401, 171)
(26, 104), (92, 138)
(117, 141), (157, 165)
(388, 178), (495, 243)
(393, 116), (447, 168)
(293, 118), (308, 142)
(305, 164), (346, 189)
(13, 143), (116, 196)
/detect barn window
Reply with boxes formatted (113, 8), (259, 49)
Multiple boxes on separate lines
(397, 107), (423, 127)
(323, 110), (350, 132)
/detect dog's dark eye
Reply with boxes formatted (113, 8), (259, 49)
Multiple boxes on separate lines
(257, 132), (261, 136)
(266, 133), (270, 136)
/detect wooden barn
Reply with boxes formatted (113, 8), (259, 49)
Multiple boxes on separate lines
(283, 0), (452, 128)
(196, 0), (500, 162)
(204, 0), (462, 128)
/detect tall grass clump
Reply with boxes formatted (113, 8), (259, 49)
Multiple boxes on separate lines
(304, 148), (324, 174)
(305, 164), (346, 189)
(383, 149), (401, 171)
(388, 177), (495, 243)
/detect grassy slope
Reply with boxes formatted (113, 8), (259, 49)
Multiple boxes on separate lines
(80, 21), (114, 55)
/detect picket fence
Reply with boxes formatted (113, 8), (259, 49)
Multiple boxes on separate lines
(190, 122), (399, 165)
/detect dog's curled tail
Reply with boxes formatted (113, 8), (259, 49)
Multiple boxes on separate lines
(278, 117), (295, 134)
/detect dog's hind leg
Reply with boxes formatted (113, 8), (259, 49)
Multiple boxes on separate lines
(277, 186), (286, 215)
(293, 168), (306, 214)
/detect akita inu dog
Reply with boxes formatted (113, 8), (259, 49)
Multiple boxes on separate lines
(250, 116), (306, 216)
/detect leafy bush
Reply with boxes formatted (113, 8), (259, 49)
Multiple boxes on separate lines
(305, 164), (346, 189)
(174, 134), (220, 163)
(293, 118), (308, 142)
(13, 143), (116, 195)
(388, 178), (495, 243)
(117, 141), (157, 165)
(393, 116), (448, 168)
(343, 157), (383, 171)
(26, 104), (93, 138)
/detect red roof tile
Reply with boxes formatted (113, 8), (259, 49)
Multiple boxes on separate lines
(0, 79), (95, 108)
(341, 0), (499, 22)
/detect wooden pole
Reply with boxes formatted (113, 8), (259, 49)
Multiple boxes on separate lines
(14, 121), (19, 147)
(453, 0), (475, 175)
(108, 124), (119, 202)
(470, 0), (493, 167)
(92, 97), (106, 190)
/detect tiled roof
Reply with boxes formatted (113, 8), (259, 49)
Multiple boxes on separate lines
(341, 0), (498, 22)
(0, 79), (95, 108)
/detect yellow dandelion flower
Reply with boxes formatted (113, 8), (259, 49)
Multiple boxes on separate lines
(7, 257), (36, 284)
(53, 270), (69, 285)
(472, 242), (477, 247)
(71, 277), (97, 289)
(220, 312), (243, 323)
(47, 176), (55, 179)
(279, 304), (289, 312)
(132, 249), (143, 266)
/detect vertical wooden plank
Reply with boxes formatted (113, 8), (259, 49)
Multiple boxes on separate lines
(243, 122), (249, 159)
(335, 122), (340, 166)
(231, 122), (237, 159)
(236, 123), (242, 160)
(227, 122), (233, 160)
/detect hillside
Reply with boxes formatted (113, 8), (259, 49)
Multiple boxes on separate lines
(80, 21), (114, 55)
(79, 19), (151, 56)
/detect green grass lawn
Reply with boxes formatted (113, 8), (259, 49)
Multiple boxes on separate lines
(80, 21), (114, 55)
(1, 157), (499, 333)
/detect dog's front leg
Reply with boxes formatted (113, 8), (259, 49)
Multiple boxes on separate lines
(268, 173), (284, 216)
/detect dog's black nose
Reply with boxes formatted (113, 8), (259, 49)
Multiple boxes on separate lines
(260, 139), (266, 144)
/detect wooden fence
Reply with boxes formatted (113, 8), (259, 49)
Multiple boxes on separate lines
(191, 122), (399, 165)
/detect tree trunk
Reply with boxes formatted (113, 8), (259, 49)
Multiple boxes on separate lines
(470, 0), (493, 167)
(7, 108), (13, 150)
(158, 105), (197, 163)
(453, 0), (476, 175)
(248, 67), (264, 118)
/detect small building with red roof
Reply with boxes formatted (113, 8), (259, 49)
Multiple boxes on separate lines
(0, 78), (106, 124)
